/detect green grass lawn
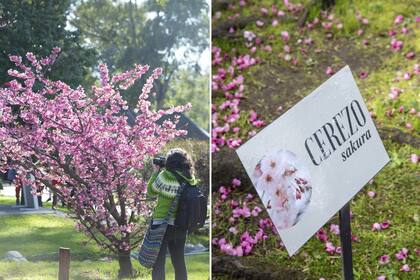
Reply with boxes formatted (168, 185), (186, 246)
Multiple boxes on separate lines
(0, 204), (209, 279)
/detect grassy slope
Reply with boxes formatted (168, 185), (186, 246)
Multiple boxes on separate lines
(212, 0), (419, 279)
(0, 197), (209, 279)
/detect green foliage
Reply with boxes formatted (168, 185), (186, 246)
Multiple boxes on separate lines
(165, 70), (210, 131)
(72, 0), (209, 112)
(0, 0), (96, 88)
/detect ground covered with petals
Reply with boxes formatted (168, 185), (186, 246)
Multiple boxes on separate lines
(212, 0), (419, 279)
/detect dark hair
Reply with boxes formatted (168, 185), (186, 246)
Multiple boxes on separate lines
(165, 148), (194, 178)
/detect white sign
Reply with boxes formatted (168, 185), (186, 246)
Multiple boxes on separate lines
(236, 66), (390, 256)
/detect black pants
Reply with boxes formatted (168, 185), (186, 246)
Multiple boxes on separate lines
(152, 225), (187, 280)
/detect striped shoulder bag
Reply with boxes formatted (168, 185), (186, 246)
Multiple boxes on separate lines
(137, 188), (182, 268)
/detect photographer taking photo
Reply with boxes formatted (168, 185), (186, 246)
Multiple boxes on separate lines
(145, 148), (198, 280)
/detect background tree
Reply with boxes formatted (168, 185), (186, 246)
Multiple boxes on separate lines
(165, 70), (209, 130)
(0, 0), (96, 88)
(0, 50), (190, 277)
(72, 0), (209, 114)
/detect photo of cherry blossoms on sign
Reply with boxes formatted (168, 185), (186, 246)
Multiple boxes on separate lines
(252, 150), (312, 230)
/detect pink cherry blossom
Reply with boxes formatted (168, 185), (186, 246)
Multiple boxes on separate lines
(256, 20), (264, 27)
(260, 8), (268, 15)
(368, 191), (376, 198)
(395, 248), (409, 260)
(244, 31), (256, 41)
(330, 224), (340, 235)
(326, 66), (334, 76)
(379, 254), (390, 264)
(232, 178), (241, 187)
(281, 31), (290, 41)
(400, 264), (410, 272)
(359, 71), (368, 79)
(277, 10), (285, 17)
(405, 51), (415, 59)
(414, 64), (420, 74)
(390, 38), (403, 51)
(394, 15), (404, 24)
(316, 228), (328, 242)
(322, 22), (333, 30)
(403, 72), (411, 80)
(372, 222), (382, 231)
(0, 49), (190, 258)
(380, 220), (390, 229)
(325, 242), (336, 254)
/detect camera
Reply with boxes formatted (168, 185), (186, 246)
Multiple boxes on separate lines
(152, 156), (166, 167)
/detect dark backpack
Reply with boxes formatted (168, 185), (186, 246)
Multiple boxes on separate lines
(172, 172), (207, 233)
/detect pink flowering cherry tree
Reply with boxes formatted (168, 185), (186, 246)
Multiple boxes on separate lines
(0, 48), (190, 277)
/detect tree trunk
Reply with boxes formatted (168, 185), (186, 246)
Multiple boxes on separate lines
(118, 250), (133, 278)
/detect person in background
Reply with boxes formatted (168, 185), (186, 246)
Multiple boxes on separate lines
(147, 148), (198, 280)
(36, 179), (44, 207)
(14, 175), (23, 205)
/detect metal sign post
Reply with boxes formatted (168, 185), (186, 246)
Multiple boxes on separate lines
(339, 203), (354, 280)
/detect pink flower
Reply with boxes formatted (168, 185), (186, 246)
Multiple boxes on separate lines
(330, 224), (340, 235)
(272, 19), (279, 26)
(357, 29), (364, 36)
(229, 226), (238, 235)
(410, 154), (419, 164)
(263, 45), (272, 52)
(372, 222), (381, 231)
(398, 106), (405, 113)
(335, 246), (342, 254)
(406, 122), (413, 129)
(405, 51), (415, 59)
(244, 31), (256, 41)
(368, 191), (376, 198)
(232, 178), (241, 187)
(400, 264), (410, 272)
(362, 18), (369, 25)
(415, 64), (420, 74)
(394, 15), (404, 24)
(395, 248), (408, 260)
(380, 220), (390, 229)
(325, 242), (336, 255)
(260, 8), (268, 15)
(316, 228), (328, 242)
(322, 22), (333, 30)
(359, 71), (368, 79)
(377, 276), (386, 280)
(251, 206), (262, 217)
(390, 39), (403, 51)
(256, 20), (264, 27)
(403, 72), (411, 80)
(326, 66), (334, 76)
(388, 29), (397, 37)
(281, 31), (290, 41)
(379, 254), (390, 264)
